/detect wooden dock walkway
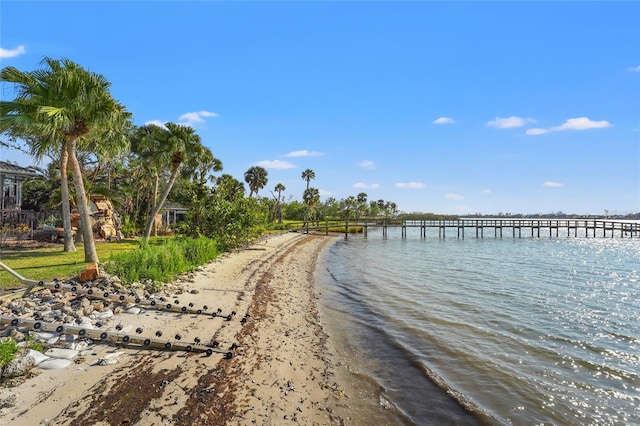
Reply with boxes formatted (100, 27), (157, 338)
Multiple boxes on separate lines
(294, 219), (640, 239)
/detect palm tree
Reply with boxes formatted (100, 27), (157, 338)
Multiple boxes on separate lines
(244, 166), (268, 198)
(141, 122), (211, 240)
(129, 124), (165, 233)
(215, 174), (245, 202)
(343, 196), (357, 220)
(356, 192), (368, 219)
(1, 57), (131, 263)
(271, 183), (286, 223)
(301, 168), (315, 190)
(303, 187), (320, 231)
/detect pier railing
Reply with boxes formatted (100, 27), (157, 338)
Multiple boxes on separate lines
(290, 219), (640, 239)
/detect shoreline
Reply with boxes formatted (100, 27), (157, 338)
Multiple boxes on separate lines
(1, 232), (394, 425)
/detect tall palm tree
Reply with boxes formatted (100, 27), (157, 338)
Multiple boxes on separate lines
(301, 168), (315, 190)
(1, 57), (131, 263)
(356, 192), (368, 219)
(244, 166), (268, 198)
(303, 187), (320, 230)
(141, 122), (211, 240)
(129, 124), (164, 233)
(271, 183), (286, 223)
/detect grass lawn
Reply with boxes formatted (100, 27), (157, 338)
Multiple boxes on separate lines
(0, 239), (140, 289)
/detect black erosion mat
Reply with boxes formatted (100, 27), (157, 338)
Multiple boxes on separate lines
(1, 315), (234, 358)
(0, 261), (242, 359)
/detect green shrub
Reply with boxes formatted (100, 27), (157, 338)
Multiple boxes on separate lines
(104, 236), (220, 285)
(120, 216), (139, 238)
(0, 337), (20, 368)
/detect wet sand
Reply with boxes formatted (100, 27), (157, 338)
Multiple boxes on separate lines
(1, 232), (398, 425)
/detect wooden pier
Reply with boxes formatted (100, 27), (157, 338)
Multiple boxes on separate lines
(295, 219), (640, 239)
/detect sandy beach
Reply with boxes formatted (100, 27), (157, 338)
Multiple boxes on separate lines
(0, 232), (376, 426)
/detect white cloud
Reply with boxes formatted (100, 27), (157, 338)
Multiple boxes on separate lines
(285, 150), (323, 157)
(486, 116), (535, 129)
(353, 182), (380, 189)
(543, 181), (564, 188)
(445, 193), (464, 200)
(256, 160), (296, 169)
(178, 110), (219, 126)
(627, 65), (640, 72)
(555, 117), (611, 131)
(144, 120), (167, 129)
(480, 189), (492, 194)
(433, 117), (455, 125)
(526, 117), (612, 136)
(360, 160), (376, 170)
(319, 189), (332, 196)
(525, 128), (548, 135)
(395, 182), (426, 189)
(0, 45), (26, 58)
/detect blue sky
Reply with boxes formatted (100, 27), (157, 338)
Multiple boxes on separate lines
(1, 1), (639, 215)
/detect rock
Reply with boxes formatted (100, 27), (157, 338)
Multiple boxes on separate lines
(97, 309), (114, 319)
(79, 263), (99, 282)
(41, 310), (62, 323)
(124, 307), (141, 315)
(91, 302), (105, 313)
(75, 317), (93, 326)
(8, 329), (25, 342)
(2, 355), (35, 379)
(38, 359), (73, 370)
(68, 341), (89, 351)
(46, 336), (60, 345)
(61, 307), (76, 318)
(8, 301), (27, 315)
(190, 289), (200, 294)
(35, 331), (57, 342)
(37, 289), (55, 302)
(44, 348), (79, 360)
(27, 349), (51, 365)
(94, 358), (118, 366)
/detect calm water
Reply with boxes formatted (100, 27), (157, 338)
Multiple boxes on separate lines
(316, 228), (640, 425)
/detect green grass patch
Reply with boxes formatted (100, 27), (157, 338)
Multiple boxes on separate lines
(104, 236), (220, 286)
(0, 239), (140, 289)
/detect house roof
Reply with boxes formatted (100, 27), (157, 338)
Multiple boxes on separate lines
(0, 161), (40, 178)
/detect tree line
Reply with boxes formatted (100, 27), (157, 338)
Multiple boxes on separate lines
(1, 58), (401, 262)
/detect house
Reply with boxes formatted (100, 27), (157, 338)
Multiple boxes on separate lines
(0, 160), (39, 211)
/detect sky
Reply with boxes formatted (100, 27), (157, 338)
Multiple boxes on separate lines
(1, 1), (639, 215)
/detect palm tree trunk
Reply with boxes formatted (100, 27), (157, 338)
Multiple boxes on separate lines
(152, 172), (159, 237)
(67, 138), (99, 263)
(59, 142), (76, 252)
(143, 166), (179, 240)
